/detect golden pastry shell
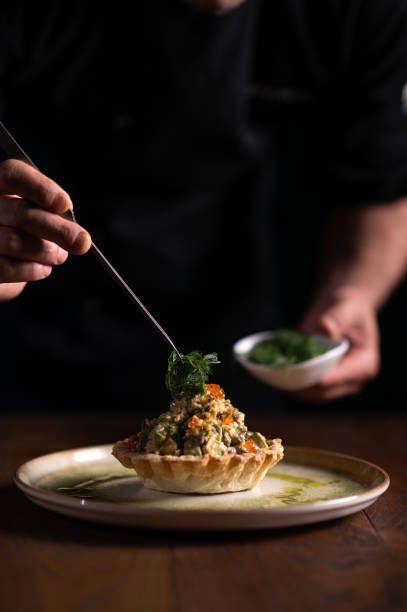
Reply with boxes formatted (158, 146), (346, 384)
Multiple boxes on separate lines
(112, 438), (284, 494)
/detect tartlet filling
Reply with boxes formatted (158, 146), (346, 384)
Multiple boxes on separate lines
(128, 384), (274, 458)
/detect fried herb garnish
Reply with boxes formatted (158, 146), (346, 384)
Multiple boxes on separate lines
(165, 350), (220, 400)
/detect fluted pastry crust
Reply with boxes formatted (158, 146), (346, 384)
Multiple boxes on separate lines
(112, 438), (284, 494)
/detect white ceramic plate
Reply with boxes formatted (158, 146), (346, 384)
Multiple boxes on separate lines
(14, 444), (389, 530)
(233, 331), (350, 391)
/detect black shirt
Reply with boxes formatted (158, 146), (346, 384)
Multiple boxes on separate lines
(0, 1), (406, 409)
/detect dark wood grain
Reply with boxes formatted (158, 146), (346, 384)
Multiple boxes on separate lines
(0, 409), (406, 612)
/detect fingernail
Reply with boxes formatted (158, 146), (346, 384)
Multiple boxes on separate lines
(57, 248), (68, 264)
(53, 192), (72, 214)
(71, 231), (91, 253)
(42, 265), (52, 277)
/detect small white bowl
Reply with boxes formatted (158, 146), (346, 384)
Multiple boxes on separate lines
(233, 330), (350, 391)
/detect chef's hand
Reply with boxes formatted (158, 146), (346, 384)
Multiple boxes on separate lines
(293, 287), (380, 402)
(0, 159), (91, 284)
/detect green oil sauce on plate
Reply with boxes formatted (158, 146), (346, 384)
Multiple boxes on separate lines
(36, 461), (365, 511)
(55, 475), (130, 498)
(268, 473), (324, 487)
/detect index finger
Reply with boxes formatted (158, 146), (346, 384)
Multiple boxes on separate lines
(0, 159), (72, 214)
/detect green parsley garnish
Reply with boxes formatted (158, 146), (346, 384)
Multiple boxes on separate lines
(248, 330), (327, 368)
(165, 350), (220, 400)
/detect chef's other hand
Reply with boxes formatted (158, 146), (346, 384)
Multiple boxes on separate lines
(293, 287), (380, 402)
(0, 159), (91, 283)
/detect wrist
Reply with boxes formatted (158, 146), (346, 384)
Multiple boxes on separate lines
(315, 258), (387, 310)
(320, 199), (407, 311)
(310, 282), (378, 314)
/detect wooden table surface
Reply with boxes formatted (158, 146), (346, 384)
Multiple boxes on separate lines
(1, 409), (406, 612)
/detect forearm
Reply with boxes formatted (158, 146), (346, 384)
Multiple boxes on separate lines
(316, 197), (407, 309)
(0, 282), (26, 302)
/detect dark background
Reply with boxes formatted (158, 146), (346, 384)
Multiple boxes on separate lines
(0, 1), (406, 416)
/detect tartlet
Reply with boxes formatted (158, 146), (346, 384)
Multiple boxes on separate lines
(112, 384), (283, 494)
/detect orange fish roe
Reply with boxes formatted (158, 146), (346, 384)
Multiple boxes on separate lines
(222, 416), (233, 425)
(242, 439), (255, 453)
(188, 415), (202, 429)
(205, 384), (225, 399)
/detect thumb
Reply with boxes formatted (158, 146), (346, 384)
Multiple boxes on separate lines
(319, 299), (359, 339)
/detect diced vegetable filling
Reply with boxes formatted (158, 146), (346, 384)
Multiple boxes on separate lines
(128, 384), (272, 457)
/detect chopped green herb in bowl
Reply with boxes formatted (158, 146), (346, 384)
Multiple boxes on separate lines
(247, 330), (328, 368)
(233, 330), (350, 391)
